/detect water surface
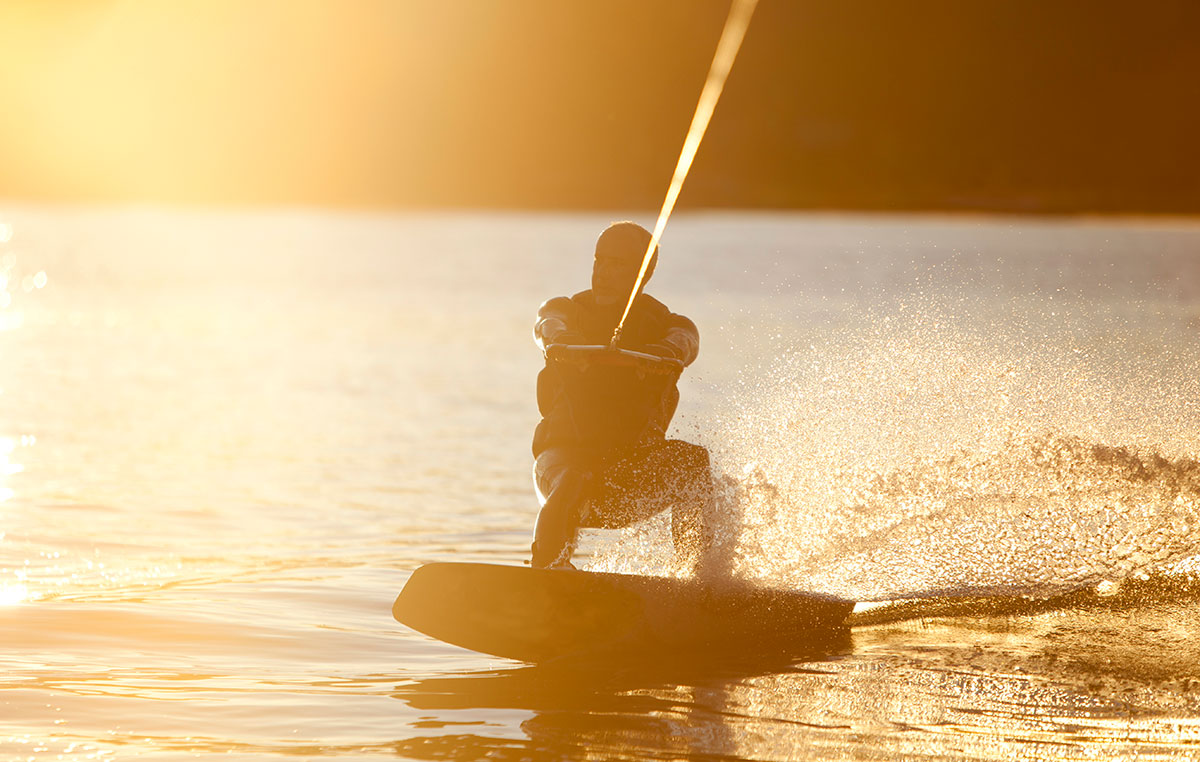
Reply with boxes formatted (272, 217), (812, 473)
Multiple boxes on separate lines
(1, 208), (1198, 759)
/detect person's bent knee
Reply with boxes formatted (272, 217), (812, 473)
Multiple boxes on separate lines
(534, 448), (590, 505)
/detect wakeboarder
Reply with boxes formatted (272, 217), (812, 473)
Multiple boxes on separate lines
(530, 221), (717, 574)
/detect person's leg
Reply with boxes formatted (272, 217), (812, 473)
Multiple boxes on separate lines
(590, 440), (726, 578)
(531, 448), (593, 569)
(658, 441), (726, 578)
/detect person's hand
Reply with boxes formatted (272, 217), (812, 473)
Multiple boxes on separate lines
(545, 340), (590, 362)
(544, 343), (569, 363)
(643, 342), (683, 361)
(551, 331), (585, 346)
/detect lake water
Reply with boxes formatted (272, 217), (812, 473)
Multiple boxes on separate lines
(1, 207), (1199, 760)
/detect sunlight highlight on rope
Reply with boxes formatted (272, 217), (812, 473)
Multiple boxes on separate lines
(611, 0), (758, 347)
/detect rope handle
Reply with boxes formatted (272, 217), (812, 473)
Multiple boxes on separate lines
(545, 344), (683, 377)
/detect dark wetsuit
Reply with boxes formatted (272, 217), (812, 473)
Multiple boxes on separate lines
(530, 290), (713, 570)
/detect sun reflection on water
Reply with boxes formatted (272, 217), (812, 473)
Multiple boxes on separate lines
(0, 428), (27, 603)
(0, 242), (19, 322)
(0, 582), (29, 606)
(0, 438), (19, 503)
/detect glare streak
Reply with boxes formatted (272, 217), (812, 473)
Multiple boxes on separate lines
(612, 0), (758, 346)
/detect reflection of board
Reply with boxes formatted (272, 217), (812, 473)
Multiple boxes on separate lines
(393, 562), (854, 663)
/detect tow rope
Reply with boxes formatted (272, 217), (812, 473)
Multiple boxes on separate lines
(610, 0), (758, 348)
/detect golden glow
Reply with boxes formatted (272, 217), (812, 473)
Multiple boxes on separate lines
(0, 438), (20, 481)
(1, 243), (13, 313)
(0, 1), (478, 204)
(614, 0), (758, 344)
(0, 436), (15, 502)
(0, 582), (29, 606)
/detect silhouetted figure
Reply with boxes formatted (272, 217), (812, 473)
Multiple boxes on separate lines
(531, 222), (716, 573)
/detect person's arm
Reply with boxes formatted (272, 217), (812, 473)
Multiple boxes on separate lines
(653, 312), (700, 367)
(533, 297), (582, 351)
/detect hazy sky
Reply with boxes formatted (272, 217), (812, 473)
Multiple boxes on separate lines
(1, 1), (476, 204)
(2, 0), (1197, 212)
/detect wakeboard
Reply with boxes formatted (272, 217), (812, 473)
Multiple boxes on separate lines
(393, 562), (854, 663)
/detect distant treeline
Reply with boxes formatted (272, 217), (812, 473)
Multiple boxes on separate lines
(439, 0), (1200, 214)
(1, 0), (1196, 213)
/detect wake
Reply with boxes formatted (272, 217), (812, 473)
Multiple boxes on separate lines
(727, 433), (1200, 600)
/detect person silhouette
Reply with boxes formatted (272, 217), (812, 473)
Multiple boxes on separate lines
(530, 221), (718, 574)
